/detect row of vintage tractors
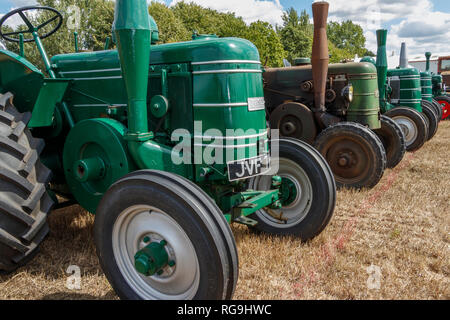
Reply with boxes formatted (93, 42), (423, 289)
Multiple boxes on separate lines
(0, 0), (444, 300)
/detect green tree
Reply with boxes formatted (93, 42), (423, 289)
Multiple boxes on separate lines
(4, 0), (115, 71)
(244, 21), (286, 67)
(148, 1), (190, 43)
(171, 2), (247, 38)
(277, 8), (313, 63)
(327, 20), (367, 57)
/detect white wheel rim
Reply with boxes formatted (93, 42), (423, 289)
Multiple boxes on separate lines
(392, 116), (418, 147)
(112, 205), (200, 300)
(249, 158), (313, 228)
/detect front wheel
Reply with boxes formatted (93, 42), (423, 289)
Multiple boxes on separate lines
(385, 107), (428, 151)
(374, 115), (406, 169)
(94, 170), (238, 300)
(248, 138), (336, 241)
(421, 101), (439, 140)
(431, 99), (443, 120)
(313, 122), (386, 189)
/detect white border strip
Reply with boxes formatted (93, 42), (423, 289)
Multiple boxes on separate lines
(193, 103), (248, 107)
(194, 132), (267, 141)
(71, 76), (123, 81)
(193, 69), (262, 75)
(59, 68), (121, 75)
(192, 60), (261, 66)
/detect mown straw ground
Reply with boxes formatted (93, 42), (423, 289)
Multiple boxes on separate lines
(1, 122), (449, 300)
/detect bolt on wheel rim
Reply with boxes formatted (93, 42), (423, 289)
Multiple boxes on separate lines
(112, 205), (200, 300)
(250, 158), (313, 227)
(392, 116), (418, 148)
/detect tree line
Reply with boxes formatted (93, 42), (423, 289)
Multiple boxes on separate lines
(4, 0), (374, 70)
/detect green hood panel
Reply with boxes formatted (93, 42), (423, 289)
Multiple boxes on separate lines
(51, 37), (261, 69)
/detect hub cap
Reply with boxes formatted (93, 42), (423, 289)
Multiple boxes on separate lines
(392, 116), (418, 148)
(249, 158), (313, 227)
(112, 205), (200, 300)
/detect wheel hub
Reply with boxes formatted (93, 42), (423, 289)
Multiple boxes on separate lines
(392, 116), (418, 147)
(279, 177), (298, 206)
(134, 239), (176, 277)
(324, 138), (370, 181)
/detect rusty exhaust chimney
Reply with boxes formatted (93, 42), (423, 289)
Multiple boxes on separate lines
(311, 1), (335, 128)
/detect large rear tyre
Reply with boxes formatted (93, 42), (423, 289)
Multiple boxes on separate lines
(374, 115), (406, 169)
(421, 101), (439, 140)
(247, 138), (336, 241)
(385, 107), (428, 152)
(94, 170), (238, 300)
(435, 96), (450, 120)
(0, 93), (53, 273)
(313, 122), (386, 189)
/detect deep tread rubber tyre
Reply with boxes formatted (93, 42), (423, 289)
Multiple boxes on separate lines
(374, 115), (406, 169)
(431, 99), (443, 120)
(435, 96), (450, 120)
(94, 170), (238, 300)
(385, 107), (428, 152)
(314, 122), (386, 190)
(421, 101), (439, 140)
(248, 138), (336, 241)
(0, 92), (53, 273)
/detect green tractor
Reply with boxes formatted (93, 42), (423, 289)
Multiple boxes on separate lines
(362, 30), (438, 152)
(0, 1), (337, 300)
(264, 2), (405, 190)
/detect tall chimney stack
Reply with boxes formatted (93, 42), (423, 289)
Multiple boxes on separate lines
(311, 1), (331, 127)
(399, 42), (408, 68)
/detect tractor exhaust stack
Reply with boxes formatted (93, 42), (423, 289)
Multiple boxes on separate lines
(425, 52), (431, 72)
(399, 42), (408, 68)
(311, 1), (335, 128)
(376, 29), (388, 113)
(113, 0), (152, 140)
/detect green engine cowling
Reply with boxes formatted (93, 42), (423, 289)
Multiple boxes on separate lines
(432, 74), (445, 97)
(387, 68), (422, 112)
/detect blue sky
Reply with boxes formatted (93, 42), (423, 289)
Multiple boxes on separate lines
(1, 0), (450, 56)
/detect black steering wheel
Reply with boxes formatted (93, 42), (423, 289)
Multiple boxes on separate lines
(0, 6), (63, 43)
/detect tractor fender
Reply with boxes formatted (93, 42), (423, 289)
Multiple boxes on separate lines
(0, 50), (44, 112)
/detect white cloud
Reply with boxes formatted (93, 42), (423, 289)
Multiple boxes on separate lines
(168, 0), (284, 26)
(326, 0), (450, 57)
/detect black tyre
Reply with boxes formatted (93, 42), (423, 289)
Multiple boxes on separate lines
(313, 122), (386, 189)
(421, 101), (439, 140)
(374, 115), (406, 169)
(248, 138), (336, 241)
(94, 170), (238, 300)
(385, 107), (428, 152)
(431, 99), (443, 120)
(0, 92), (53, 272)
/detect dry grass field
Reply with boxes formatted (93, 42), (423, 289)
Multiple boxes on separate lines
(1, 122), (449, 300)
